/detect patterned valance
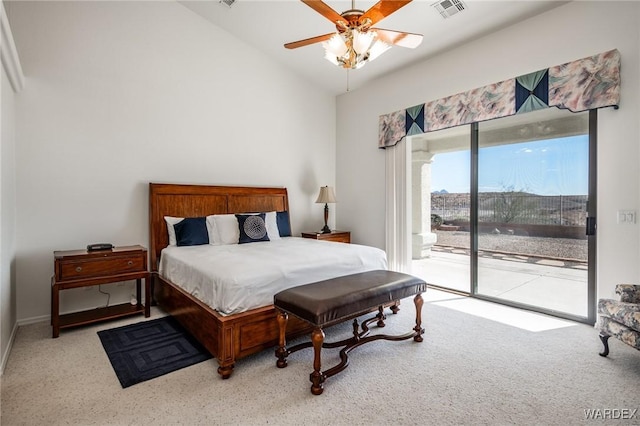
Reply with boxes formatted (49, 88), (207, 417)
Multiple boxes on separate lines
(379, 49), (621, 148)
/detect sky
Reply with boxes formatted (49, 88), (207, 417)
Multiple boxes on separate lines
(430, 135), (589, 196)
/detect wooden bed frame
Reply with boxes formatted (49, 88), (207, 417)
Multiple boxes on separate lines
(148, 183), (312, 379)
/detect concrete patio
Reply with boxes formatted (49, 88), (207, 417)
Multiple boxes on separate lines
(412, 249), (588, 318)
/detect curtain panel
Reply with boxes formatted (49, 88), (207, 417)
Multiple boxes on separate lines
(384, 138), (411, 272)
(378, 49), (620, 149)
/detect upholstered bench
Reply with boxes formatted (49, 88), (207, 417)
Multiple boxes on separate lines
(273, 270), (427, 395)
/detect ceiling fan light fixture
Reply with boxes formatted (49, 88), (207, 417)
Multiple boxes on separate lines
(322, 33), (348, 58)
(352, 29), (375, 54)
(322, 29), (390, 70)
(368, 38), (391, 62)
(323, 51), (340, 66)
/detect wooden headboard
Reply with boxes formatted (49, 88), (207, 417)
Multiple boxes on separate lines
(148, 183), (289, 271)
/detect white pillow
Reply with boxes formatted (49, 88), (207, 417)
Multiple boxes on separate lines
(207, 214), (239, 245)
(164, 216), (184, 246)
(165, 216), (216, 246)
(263, 211), (281, 242)
(207, 212), (280, 245)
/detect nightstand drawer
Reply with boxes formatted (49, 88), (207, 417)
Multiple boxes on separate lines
(57, 255), (145, 281)
(317, 233), (350, 243)
(301, 231), (351, 244)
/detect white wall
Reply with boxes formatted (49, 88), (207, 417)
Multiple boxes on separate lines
(6, 1), (336, 322)
(1, 0), (19, 372)
(1, 54), (18, 369)
(337, 1), (640, 301)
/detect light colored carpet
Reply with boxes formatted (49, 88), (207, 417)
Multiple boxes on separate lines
(2, 290), (639, 426)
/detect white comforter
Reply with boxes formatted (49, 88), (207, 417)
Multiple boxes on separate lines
(158, 237), (387, 315)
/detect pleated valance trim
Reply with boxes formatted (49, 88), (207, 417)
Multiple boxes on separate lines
(379, 49), (620, 149)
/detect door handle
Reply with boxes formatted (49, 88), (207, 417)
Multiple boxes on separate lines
(586, 217), (596, 236)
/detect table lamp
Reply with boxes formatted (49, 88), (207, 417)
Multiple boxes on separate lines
(315, 186), (336, 234)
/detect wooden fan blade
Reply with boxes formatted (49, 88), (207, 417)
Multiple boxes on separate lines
(301, 0), (344, 24)
(284, 33), (336, 49)
(361, 1), (413, 27)
(374, 28), (423, 49)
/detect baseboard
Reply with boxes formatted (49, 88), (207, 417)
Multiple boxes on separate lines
(17, 314), (49, 327)
(1, 316), (50, 375)
(0, 321), (19, 376)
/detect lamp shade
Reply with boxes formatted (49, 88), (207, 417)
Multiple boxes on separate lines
(315, 186), (336, 204)
(368, 39), (391, 62)
(321, 28), (392, 70)
(322, 34), (348, 58)
(352, 29), (375, 55)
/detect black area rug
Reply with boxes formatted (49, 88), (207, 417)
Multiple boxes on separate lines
(98, 316), (212, 388)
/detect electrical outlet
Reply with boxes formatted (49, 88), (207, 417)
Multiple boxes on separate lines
(617, 210), (637, 224)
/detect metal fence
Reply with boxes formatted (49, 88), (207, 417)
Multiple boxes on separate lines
(431, 193), (588, 226)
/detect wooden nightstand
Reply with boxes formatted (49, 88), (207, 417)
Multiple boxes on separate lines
(301, 231), (351, 243)
(51, 245), (150, 338)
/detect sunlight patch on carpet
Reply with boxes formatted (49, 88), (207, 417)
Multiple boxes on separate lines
(433, 298), (578, 332)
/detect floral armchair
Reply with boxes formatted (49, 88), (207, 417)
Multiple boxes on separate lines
(597, 284), (640, 356)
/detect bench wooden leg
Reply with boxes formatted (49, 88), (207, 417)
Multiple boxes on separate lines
(413, 293), (424, 342)
(390, 303), (400, 314)
(275, 310), (289, 368)
(310, 327), (325, 395)
(376, 306), (386, 327)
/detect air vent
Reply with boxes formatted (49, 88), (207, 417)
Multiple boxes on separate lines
(432, 0), (467, 19)
(219, 0), (236, 8)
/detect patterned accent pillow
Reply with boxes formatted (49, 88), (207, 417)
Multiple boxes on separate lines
(236, 214), (270, 244)
(173, 217), (209, 246)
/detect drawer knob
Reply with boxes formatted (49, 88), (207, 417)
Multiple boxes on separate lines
(127, 261), (133, 266)
(75, 266), (82, 272)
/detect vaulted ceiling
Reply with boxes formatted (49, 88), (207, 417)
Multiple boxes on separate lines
(180, 1), (569, 95)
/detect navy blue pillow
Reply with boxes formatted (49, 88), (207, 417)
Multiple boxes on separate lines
(276, 211), (291, 237)
(174, 217), (209, 246)
(236, 214), (270, 244)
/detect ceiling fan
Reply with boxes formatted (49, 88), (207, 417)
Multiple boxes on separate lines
(284, 0), (423, 70)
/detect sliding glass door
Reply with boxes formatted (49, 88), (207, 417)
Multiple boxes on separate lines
(475, 109), (592, 319)
(411, 108), (596, 322)
(411, 125), (471, 293)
